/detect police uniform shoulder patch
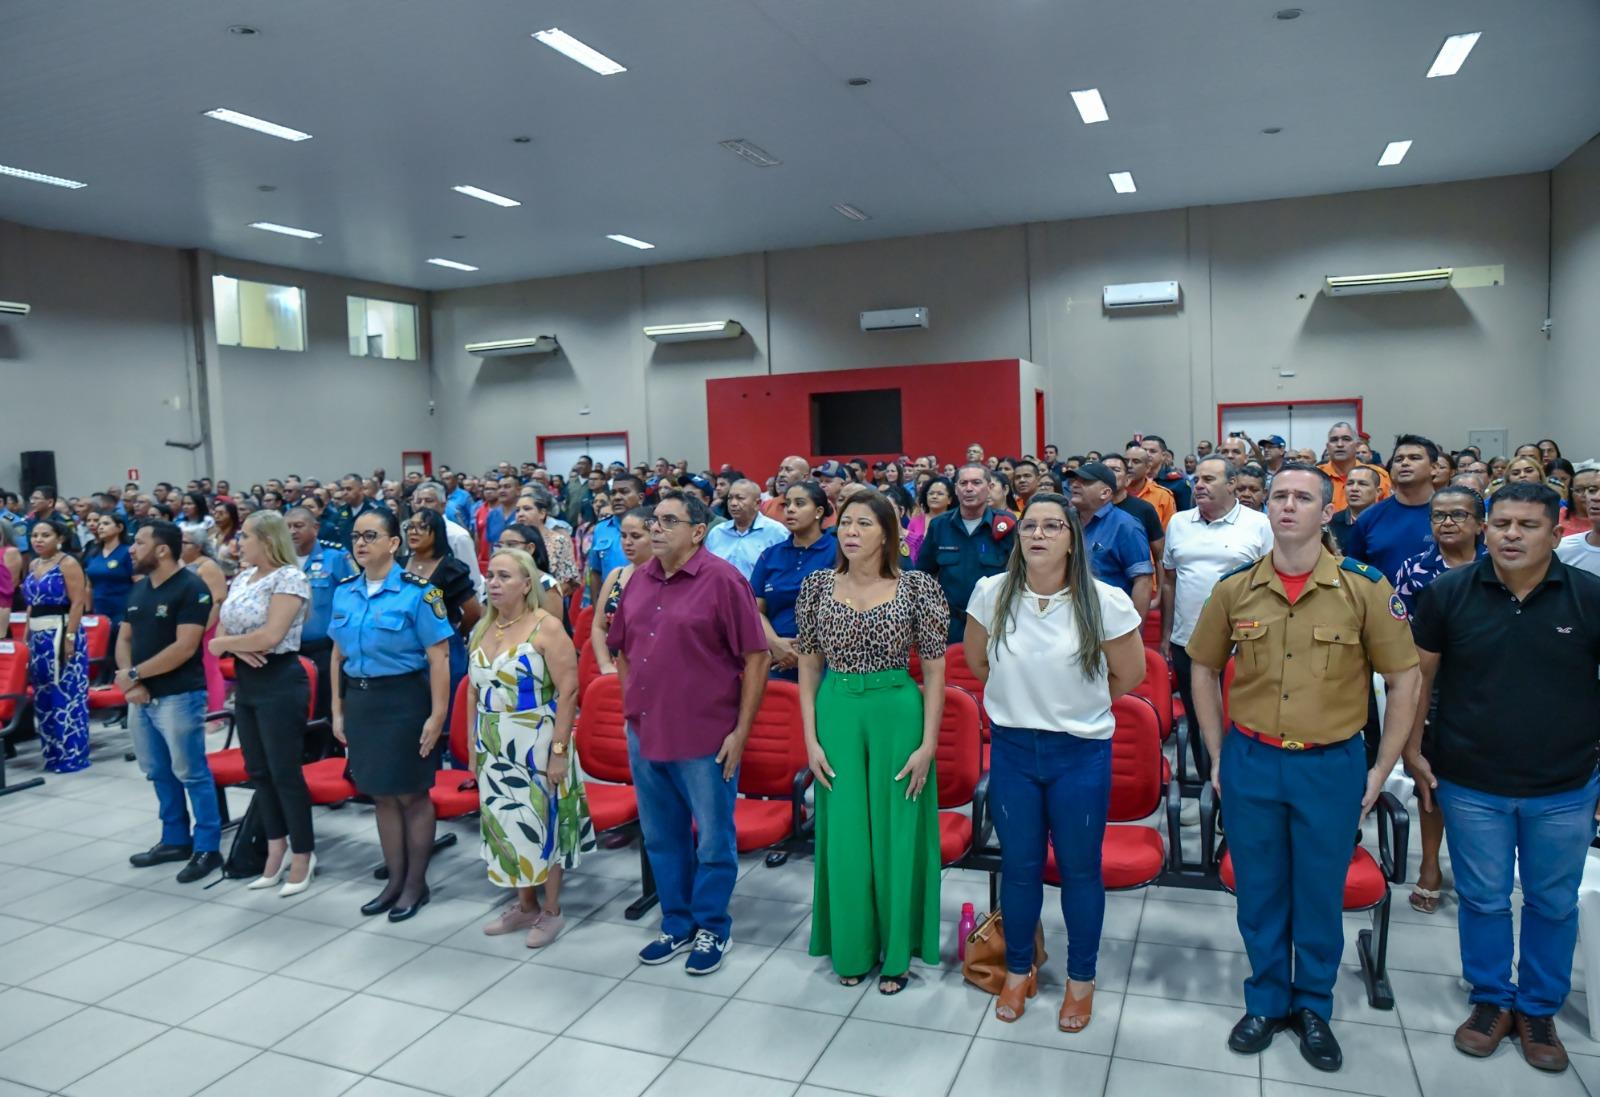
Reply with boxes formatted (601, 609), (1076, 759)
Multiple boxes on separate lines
(1338, 558), (1383, 583)
(991, 512), (1015, 540)
(422, 586), (447, 619)
(399, 571), (431, 588)
(336, 572), (361, 585)
(1388, 592), (1409, 621)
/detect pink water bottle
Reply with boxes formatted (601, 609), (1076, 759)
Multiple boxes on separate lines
(957, 902), (977, 961)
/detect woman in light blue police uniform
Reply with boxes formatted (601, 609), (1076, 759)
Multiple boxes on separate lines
(329, 508), (452, 921)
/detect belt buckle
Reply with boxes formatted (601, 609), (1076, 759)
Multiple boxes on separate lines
(1282, 738), (1306, 751)
(842, 675), (866, 694)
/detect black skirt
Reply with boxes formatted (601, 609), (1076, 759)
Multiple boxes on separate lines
(343, 671), (433, 796)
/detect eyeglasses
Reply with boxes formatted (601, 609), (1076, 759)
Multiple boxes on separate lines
(1429, 510), (1476, 525)
(496, 539), (528, 550)
(350, 530), (387, 545)
(1018, 519), (1069, 538)
(646, 515), (690, 530)
(402, 520), (429, 532)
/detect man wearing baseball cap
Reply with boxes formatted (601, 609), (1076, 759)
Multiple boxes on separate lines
(813, 461), (848, 527)
(1258, 436), (1288, 477)
(1067, 462), (1154, 612)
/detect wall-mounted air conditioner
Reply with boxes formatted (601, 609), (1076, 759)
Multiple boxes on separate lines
(643, 320), (744, 343)
(0, 301), (30, 317)
(1103, 281), (1180, 310)
(465, 336), (559, 357)
(1323, 268), (1453, 297)
(860, 307), (929, 332)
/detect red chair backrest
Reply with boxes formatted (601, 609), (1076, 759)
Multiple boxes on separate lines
(738, 680), (806, 797)
(907, 648), (923, 684)
(936, 685), (982, 809)
(448, 677), (472, 768)
(575, 674), (632, 784)
(577, 641), (602, 700)
(1108, 694), (1163, 822)
(219, 656), (237, 681)
(567, 588), (584, 622)
(1141, 608), (1162, 647)
(572, 605), (596, 652)
(8, 613), (25, 641)
(1133, 647), (1173, 740)
(298, 656), (318, 721)
(80, 615), (111, 663)
(0, 640), (26, 722)
(942, 643), (984, 711)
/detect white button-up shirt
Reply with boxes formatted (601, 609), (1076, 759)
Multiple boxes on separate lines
(1160, 502), (1274, 646)
(704, 512), (788, 580)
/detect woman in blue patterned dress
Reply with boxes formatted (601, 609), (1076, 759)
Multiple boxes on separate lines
(22, 518), (90, 772)
(471, 547), (594, 948)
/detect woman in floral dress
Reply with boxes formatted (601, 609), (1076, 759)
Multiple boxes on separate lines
(470, 547), (594, 948)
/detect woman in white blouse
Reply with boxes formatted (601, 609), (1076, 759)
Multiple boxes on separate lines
(963, 493), (1146, 1033)
(210, 510), (314, 896)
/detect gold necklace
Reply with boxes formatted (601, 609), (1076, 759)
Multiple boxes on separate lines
(494, 610), (528, 633)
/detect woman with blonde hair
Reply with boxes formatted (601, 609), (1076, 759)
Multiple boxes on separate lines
(210, 510), (315, 894)
(473, 547), (595, 948)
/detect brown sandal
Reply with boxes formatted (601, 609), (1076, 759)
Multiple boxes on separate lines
(994, 970), (1037, 1023)
(1058, 981), (1094, 1033)
(1409, 887), (1442, 914)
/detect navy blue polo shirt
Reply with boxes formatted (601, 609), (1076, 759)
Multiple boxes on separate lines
(749, 532), (837, 637)
(914, 507), (1016, 641)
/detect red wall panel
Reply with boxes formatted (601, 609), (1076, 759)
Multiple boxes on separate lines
(706, 359), (1023, 477)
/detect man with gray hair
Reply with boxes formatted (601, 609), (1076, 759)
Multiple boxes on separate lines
(412, 480), (483, 597)
(704, 479), (787, 580)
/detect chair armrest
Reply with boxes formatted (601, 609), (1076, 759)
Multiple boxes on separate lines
(1375, 790), (1410, 884)
(204, 710), (237, 746)
(305, 717), (331, 733)
(1173, 718), (1192, 785)
(0, 691), (31, 739)
(790, 767), (813, 836)
(1201, 781), (1219, 874)
(1164, 774), (1183, 871)
(971, 770), (992, 850)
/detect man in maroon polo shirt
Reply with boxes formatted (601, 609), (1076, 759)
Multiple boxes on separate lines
(607, 492), (770, 976)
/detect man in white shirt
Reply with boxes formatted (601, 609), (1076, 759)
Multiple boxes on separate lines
(1160, 456), (1274, 797)
(1556, 465), (1600, 577)
(704, 480), (787, 580)
(412, 481), (484, 598)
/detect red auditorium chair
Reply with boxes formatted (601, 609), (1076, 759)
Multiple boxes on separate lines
(79, 614), (113, 681)
(1207, 658), (1408, 1009)
(1140, 607), (1163, 648)
(576, 641), (603, 700)
(573, 674), (656, 919)
(1133, 647), (1173, 741)
(208, 656), (325, 825)
(428, 679), (479, 821)
(7, 613), (24, 641)
(936, 686), (986, 867)
(941, 643), (985, 716)
(571, 605), (596, 652)
(907, 648), (923, 684)
(732, 680), (811, 867)
(0, 639), (44, 796)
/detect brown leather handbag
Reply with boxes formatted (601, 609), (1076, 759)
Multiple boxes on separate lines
(961, 909), (1047, 993)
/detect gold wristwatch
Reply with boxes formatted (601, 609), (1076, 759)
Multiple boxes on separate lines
(552, 741), (568, 756)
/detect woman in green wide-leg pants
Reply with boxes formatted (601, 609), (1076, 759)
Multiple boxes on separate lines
(794, 491), (950, 995)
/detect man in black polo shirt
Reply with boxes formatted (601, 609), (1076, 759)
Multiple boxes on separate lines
(1407, 482), (1600, 1074)
(116, 520), (223, 883)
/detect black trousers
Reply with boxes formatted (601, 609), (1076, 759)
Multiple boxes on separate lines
(1170, 644), (1210, 784)
(235, 653), (314, 853)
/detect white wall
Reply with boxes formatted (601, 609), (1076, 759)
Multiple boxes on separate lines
(1550, 134), (1600, 460)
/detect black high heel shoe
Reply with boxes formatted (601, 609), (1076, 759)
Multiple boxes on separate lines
(387, 887), (431, 923)
(361, 891), (401, 917)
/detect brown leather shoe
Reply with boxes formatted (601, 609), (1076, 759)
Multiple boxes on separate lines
(1453, 1003), (1512, 1057)
(1514, 1012), (1569, 1073)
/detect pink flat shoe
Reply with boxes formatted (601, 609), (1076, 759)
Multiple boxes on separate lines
(525, 911), (566, 948)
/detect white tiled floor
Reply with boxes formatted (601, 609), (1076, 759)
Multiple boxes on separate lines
(0, 721), (1595, 1097)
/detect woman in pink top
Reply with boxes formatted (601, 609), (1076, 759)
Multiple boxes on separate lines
(905, 476), (952, 565)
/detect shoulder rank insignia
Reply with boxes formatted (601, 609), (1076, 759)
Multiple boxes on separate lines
(422, 586), (447, 619)
(399, 571), (431, 587)
(1339, 558), (1383, 583)
(336, 572), (361, 585)
(1219, 559), (1256, 583)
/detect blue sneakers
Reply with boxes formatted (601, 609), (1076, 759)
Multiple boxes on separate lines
(685, 928), (731, 976)
(638, 931), (694, 965)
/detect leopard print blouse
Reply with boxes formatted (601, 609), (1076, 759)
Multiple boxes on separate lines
(795, 569), (950, 674)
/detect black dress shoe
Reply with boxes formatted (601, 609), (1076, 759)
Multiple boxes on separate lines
(361, 892), (401, 917)
(130, 843), (192, 868)
(387, 888), (431, 923)
(175, 851), (223, 883)
(1293, 1008), (1343, 1072)
(1228, 1013), (1285, 1054)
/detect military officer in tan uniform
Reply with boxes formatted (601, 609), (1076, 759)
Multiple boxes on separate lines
(1188, 462), (1421, 1073)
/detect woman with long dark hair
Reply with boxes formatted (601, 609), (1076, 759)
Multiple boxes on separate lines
(796, 491), (949, 995)
(906, 476), (952, 563)
(23, 517), (91, 771)
(963, 493), (1145, 1030)
(82, 511), (134, 631)
(494, 522), (568, 628)
(210, 499), (242, 576)
(403, 507), (481, 711)
(590, 507), (652, 672)
(177, 491), (214, 541)
(751, 482), (836, 682)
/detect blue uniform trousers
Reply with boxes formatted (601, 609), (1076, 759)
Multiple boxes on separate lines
(1222, 729), (1366, 1021)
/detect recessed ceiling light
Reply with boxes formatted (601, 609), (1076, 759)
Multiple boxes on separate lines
(452, 185), (521, 208)
(249, 221), (321, 239)
(1377, 139), (1412, 166)
(1108, 171), (1137, 194)
(832, 203), (871, 222)
(532, 28), (626, 75)
(204, 108), (312, 142)
(427, 257), (480, 271)
(1274, 8), (1303, 20)
(1070, 88), (1109, 124)
(1426, 31), (1481, 78)
(718, 138), (782, 167)
(606, 234), (655, 250)
(0, 163), (87, 189)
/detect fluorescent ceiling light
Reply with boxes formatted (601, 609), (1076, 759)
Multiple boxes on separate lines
(606, 234), (655, 250)
(1378, 139), (1412, 166)
(427, 257), (480, 271)
(0, 163), (86, 189)
(1108, 171), (1137, 194)
(249, 221), (321, 239)
(1070, 88), (1109, 124)
(203, 108), (312, 142)
(533, 28), (627, 75)
(1427, 31), (1481, 78)
(718, 138), (782, 167)
(452, 184), (521, 208)
(832, 203), (871, 222)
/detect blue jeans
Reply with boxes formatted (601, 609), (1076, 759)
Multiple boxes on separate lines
(988, 725), (1112, 979)
(1436, 772), (1600, 1016)
(626, 725), (739, 940)
(128, 690), (221, 853)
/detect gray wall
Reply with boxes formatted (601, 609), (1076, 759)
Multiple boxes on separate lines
(1550, 135), (1600, 459)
